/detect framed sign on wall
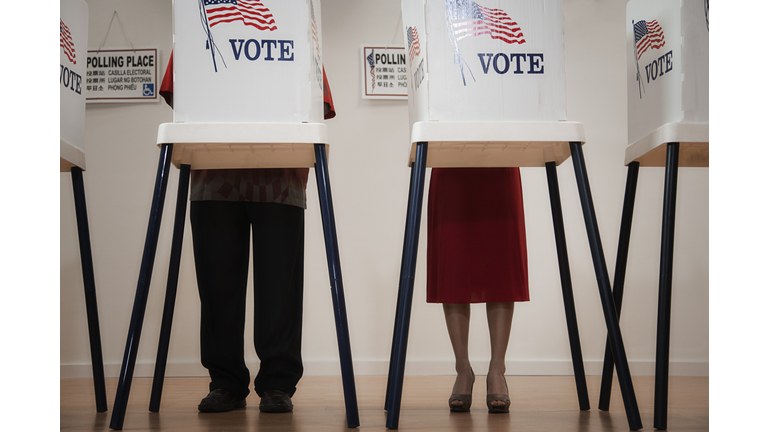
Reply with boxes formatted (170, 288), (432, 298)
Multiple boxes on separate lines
(362, 46), (408, 100)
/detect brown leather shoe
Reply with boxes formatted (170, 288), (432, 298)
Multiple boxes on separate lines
(259, 389), (294, 413)
(198, 388), (246, 412)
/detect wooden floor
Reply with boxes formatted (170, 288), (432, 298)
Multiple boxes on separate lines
(61, 375), (708, 431)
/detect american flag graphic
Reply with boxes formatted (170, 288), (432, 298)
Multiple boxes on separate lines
(446, 0), (525, 45)
(60, 19), (76, 64)
(367, 50), (375, 91)
(203, 0), (277, 31)
(310, 1), (319, 56)
(407, 26), (421, 66)
(634, 20), (665, 60)
(445, 0), (525, 85)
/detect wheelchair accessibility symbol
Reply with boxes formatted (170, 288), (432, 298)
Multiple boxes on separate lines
(143, 84), (155, 97)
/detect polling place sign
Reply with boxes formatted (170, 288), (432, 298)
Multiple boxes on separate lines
(85, 48), (159, 103)
(362, 46), (408, 100)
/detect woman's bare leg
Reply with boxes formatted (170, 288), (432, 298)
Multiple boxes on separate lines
(486, 302), (514, 406)
(443, 303), (473, 403)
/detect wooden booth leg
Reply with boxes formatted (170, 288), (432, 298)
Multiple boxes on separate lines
(70, 166), (109, 413)
(654, 142), (679, 430)
(568, 142), (643, 431)
(313, 144), (360, 428)
(598, 161), (640, 411)
(544, 162), (590, 412)
(385, 142), (428, 430)
(149, 164), (191, 413)
(110, 144), (174, 430)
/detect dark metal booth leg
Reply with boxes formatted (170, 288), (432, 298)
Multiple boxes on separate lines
(110, 144), (174, 430)
(544, 162), (590, 411)
(654, 142), (679, 430)
(385, 146), (425, 412)
(149, 164), (191, 412)
(568, 142), (642, 431)
(598, 161), (640, 411)
(70, 167), (109, 413)
(385, 177), (414, 412)
(314, 144), (360, 428)
(384, 283), (402, 411)
(385, 142), (428, 429)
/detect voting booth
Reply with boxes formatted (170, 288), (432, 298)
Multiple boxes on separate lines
(385, 1), (642, 430)
(624, 0), (709, 166)
(60, 0), (108, 414)
(596, 1), (709, 430)
(173, 0), (324, 124)
(109, 1), (358, 429)
(166, 0), (326, 169)
(60, 0), (89, 172)
(404, 0), (566, 122)
(400, 0), (580, 168)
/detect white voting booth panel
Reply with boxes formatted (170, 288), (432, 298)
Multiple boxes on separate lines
(60, 0), (89, 172)
(401, 0), (577, 167)
(625, 0), (709, 167)
(173, 0), (323, 123)
(167, 0), (326, 169)
(403, 0), (566, 122)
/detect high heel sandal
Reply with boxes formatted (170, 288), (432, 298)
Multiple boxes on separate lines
(486, 375), (510, 413)
(448, 370), (475, 412)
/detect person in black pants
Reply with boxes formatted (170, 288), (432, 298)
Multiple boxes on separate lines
(191, 199), (305, 413)
(159, 56), (337, 413)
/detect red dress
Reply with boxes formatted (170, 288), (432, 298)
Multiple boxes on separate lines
(427, 168), (529, 304)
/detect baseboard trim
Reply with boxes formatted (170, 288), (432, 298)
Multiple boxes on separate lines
(60, 359), (708, 379)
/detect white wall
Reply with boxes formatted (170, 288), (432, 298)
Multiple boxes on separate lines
(60, 0), (708, 379)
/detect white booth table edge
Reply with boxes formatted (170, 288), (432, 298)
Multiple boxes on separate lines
(386, 120), (645, 430)
(61, 139), (87, 172)
(408, 121), (586, 168)
(597, 121), (708, 430)
(624, 121), (709, 167)
(157, 122), (330, 169)
(110, 121), (359, 429)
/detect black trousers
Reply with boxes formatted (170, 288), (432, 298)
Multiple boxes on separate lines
(190, 201), (305, 399)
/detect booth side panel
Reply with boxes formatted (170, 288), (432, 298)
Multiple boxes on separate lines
(681, 0), (708, 124)
(60, 0), (89, 170)
(173, 0), (322, 123)
(308, 0), (324, 124)
(424, 0), (566, 122)
(402, 0), (430, 131)
(626, 0), (683, 145)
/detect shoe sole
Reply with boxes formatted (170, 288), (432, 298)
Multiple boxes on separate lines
(487, 402), (510, 414)
(259, 404), (293, 413)
(198, 400), (247, 413)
